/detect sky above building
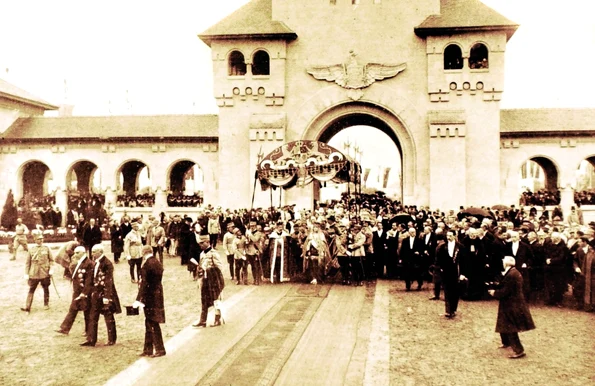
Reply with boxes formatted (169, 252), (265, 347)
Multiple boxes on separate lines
(1, 0), (594, 116)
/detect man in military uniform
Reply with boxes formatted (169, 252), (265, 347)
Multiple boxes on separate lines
(11, 217), (29, 261)
(56, 246), (93, 335)
(21, 234), (54, 312)
(245, 221), (264, 285)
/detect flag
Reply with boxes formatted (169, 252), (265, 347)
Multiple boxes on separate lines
(363, 168), (371, 187)
(383, 167), (391, 189)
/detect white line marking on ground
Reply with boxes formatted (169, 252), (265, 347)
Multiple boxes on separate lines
(363, 280), (390, 386)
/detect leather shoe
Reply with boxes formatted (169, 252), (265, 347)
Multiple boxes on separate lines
(80, 341), (95, 347)
(151, 351), (166, 358)
(20, 307), (30, 312)
(508, 352), (526, 359)
(55, 329), (69, 335)
(498, 345), (510, 349)
(192, 322), (207, 328)
(139, 352), (152, 357)
(106, 341), (116, 346)
(428, 296), (439, 300)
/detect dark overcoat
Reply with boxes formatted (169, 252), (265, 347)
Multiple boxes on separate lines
(136, 255), (166, 323)
(493, 267), (536, 333)
(69, 255), (94, 311)
(110, 225), (124, 254)
(91, 256), (122, 314)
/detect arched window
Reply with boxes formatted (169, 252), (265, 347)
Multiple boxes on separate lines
(228, 51), (246, 76)
(444, 44), (463, 70)
(252, 50), (270, 76)
(469, 43), (489, 69)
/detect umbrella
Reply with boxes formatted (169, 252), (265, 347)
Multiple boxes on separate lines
(462, 207), (493, 219)
(390, 213), (414, 225)
(491, 204), (511, 211)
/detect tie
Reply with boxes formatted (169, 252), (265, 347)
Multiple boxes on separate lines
(94, 259), (100, 278)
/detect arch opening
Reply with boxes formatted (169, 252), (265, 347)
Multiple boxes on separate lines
(317, 114), (403, 204)
(469, 43), (489, 69)
(519, 157), (560, 205)
(228, 50), (246, 76)
(167, 160), (204, 207)
(444, 44), (463, 70)
(574, 157), (595, 205)
(20, 161), (53, 200)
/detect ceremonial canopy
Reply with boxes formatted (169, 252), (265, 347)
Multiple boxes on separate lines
(257, 140), (361, 190)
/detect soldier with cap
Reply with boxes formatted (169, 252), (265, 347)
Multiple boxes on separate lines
(11, 217), (29, 261)
(21, 233), (54, 312)
(124, 221), (143, 283)
(192, 235), (225, 328)
(55, 246), (93, 336)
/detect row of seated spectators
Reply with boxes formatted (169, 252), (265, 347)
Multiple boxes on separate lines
(574, 190), (595, 205)
(117, 194), (155, 208)
(520, 189), (595, 206)
(167, 194), (203, 207)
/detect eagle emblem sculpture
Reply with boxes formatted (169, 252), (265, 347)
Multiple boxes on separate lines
(307, 50), (406, 99)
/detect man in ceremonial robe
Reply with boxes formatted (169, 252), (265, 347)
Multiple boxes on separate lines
(268, 222), (291, 283)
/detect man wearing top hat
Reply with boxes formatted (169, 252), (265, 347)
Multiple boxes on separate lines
(124, 221), (143, 283)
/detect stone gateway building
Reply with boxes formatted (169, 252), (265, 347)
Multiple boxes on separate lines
(1, 0), (595, 223)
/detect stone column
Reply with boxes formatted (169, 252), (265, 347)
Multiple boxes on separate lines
(105, 188), (117, 209)
(154, 188), (167, 216)
(560, 185), (575, 219)
(55, 189), (68, 227)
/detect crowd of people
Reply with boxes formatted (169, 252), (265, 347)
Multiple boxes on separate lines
(166, 194), (203, 207)
(10, 190), (595, 363)
(116, 194), (155, 208)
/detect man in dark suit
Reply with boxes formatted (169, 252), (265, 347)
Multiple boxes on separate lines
(436, 230), (466, 318)
(133, 246), (166, 357)
(489, 256), (535, 359)
(420, 226), (437, 288)
(83, 218), (103, 256)
(81, 244), (121, 347)
(505, 231), (534, 300)
(56, 246), (93, 336)
(399, 227), (424, 291)
(461, 228), (488, 300)
(372, 222), (388, 278)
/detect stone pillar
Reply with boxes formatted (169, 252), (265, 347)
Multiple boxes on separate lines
(55, 189), (68, 227)
(105, 188), (117, 209)
(154, 188), (167, 216)
(560, 185), (575, 220)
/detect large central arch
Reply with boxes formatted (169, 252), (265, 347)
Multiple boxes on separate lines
(300, 101), (417, 202)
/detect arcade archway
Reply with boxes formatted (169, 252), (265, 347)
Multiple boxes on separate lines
(518, 157), (559, 192)
(67, 161), (101, 195)
(117, 160), (151, 196)
(19, 161), (53, 199)
(167, 160), (204, 207)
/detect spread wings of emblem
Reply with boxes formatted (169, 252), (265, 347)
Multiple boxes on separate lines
(307, 53), (406, 90)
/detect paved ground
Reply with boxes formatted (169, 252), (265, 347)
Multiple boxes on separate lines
(0, 243), (594, 386)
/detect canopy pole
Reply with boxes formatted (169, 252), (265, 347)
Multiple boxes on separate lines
(279, 186), (282, 208)
(270, 187), (273, 210)
(251, 172), (258, 211)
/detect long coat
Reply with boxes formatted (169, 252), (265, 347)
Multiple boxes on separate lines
(91, 256), (121, 314)
(493, 267), (536, 333)
(136, 255), (165, 323)
(110, 225), (124, 254)
(69, 255), (94, 311)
